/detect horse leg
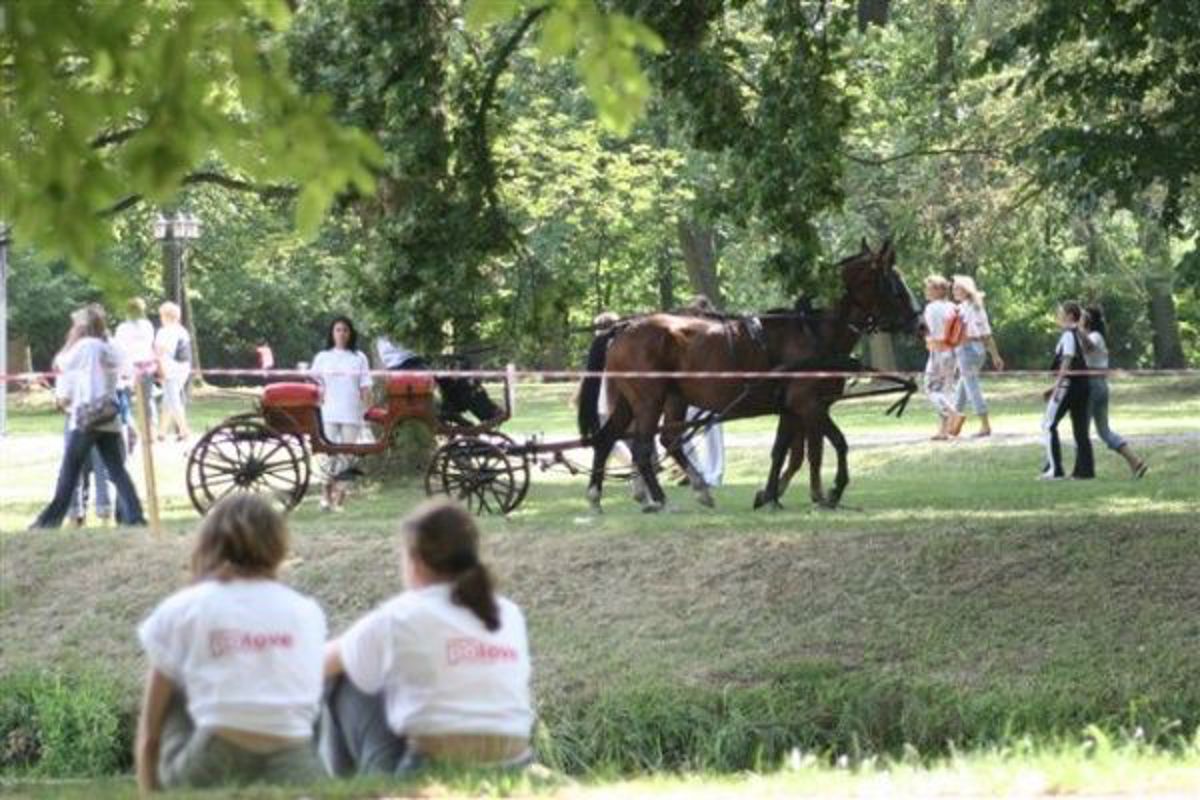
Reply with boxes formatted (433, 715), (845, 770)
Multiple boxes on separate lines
(631, 432), (665, 512)
(777, 425), (807, 499)
(586, 397), (632, 512)
(805, 418), (827, 506)
(755, 413), (799, 510)
(661, 394), (713, 509)
(824, 413), (850, 508)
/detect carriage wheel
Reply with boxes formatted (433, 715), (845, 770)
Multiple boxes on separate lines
(186, 418), (310, 515)
(424, 437), (524, 515)
(467, 431), (530, 510)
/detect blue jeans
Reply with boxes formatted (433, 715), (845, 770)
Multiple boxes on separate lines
(1087, 377), (1126, 451)
(953, 341), (988, 415)
(31, 428), (146, 529)
(68, 438), (113, 520)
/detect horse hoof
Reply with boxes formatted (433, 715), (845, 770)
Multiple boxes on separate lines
(695, 491), (715, 509)
(641, 501), (663, 514)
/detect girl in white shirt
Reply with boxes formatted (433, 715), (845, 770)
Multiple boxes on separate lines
(1081, 306), (1147, 478)
(135, 494), (327, 792)
(320, 500), (534, 775)
(949, 275), (1005, 437)
(310, 316), (372, 511)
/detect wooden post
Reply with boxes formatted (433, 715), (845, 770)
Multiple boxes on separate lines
(135, 376), (162, 536)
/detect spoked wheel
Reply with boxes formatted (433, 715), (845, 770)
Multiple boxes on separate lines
(186, 417), (310, 514)
(424, 436), (527, 515)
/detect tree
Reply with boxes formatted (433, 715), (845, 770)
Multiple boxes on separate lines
(0, 0), (381, 287)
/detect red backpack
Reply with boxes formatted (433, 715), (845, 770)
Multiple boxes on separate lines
(943, 307), (966, 348)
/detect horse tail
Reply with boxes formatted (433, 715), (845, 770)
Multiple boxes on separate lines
(578, 328), (618, 441)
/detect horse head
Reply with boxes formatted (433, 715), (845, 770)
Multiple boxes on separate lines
(839, 239), (921, 336)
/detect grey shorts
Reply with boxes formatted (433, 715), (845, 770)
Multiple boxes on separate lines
(159, 692), (322, 789)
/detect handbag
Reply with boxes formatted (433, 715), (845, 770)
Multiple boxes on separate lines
(943, 308), (966, 348)
(76, 396), (121, 432)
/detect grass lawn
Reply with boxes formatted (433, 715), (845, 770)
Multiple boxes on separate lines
(1, 375), (1198, 794)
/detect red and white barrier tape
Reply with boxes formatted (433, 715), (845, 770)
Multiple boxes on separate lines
(3, 366), (1200, 382)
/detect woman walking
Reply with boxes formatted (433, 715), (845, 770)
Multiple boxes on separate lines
(1040, 301), (1094, 480)
(1081, 306), (1147, 478)
(319, 500), (533, 775)
(310, 316), (372, 511)
(30, 305), (146, 529)
(135, 495), (326, 792)
(921, 275), (960, 439)
(949, 275), (1004, 437)
(155, 301), (192, 442)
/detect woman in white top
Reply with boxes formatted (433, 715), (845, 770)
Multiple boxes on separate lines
(135, 494), (327, 792)
(30, 305), (146, 529)
(949, 275), (1004, 437)
(1081, 306), (1147, 477)
(319, 500), (534, 775)
(310, 316), (372, 511)
(921, 275), (959, 439)
(155, 301), (192, 442)
(113, 296), (159, 434)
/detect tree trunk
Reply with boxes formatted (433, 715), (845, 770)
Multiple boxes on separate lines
(857, 0), (890, 32)
(1146, 276), (1186, 368)
(657, 245), (676, 311)
(866, 333), (898, 371)
(1136, 207), (1187, 368)
(677, 217), (722, 308)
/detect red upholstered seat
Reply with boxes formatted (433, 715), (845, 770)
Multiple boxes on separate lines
(386, 374), (435, 396)
(364, 405), (389, 424)
(262, 382), (319, 408)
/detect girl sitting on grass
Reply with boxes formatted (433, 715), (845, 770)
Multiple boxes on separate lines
(319, 499), (534, 775)
(135, 494), (327, 792)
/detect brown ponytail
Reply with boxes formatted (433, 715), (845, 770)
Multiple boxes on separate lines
(403, 500), (501, 631)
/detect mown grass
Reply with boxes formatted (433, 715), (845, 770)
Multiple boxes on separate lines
(1, 377), (1198, 792)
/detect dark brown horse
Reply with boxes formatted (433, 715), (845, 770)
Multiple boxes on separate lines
(577, 240), (920, 512)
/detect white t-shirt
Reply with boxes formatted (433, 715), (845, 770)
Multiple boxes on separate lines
(1055, 328), (1078, 359)
(113, 318), (157, 383)
(958, 302), (992, 338)
(155, 323), (192, 381)
(338, 583), (533, 738)
(922, 299), (954, 344)
(55, 338), (121, 433)
(138, 579), (327, 739)
(310, 348), (372, 425)
(1084, 331), (1109, 369)
(376, 337), (417, 369)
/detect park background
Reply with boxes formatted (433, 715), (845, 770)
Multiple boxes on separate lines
(3, 0), (1200, 797)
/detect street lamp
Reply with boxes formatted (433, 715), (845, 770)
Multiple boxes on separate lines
(152, 211), (201, 319)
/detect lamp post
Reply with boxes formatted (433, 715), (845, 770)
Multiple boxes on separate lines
(152, 212), (202, 377)
(153, 212), (201, 323)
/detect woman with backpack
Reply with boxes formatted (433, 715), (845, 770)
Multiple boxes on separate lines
(948, 275), (1004, 437)
(1040, 301), (1094, 480)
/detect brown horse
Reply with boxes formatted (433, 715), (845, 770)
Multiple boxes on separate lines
(577, 239), (920, 512)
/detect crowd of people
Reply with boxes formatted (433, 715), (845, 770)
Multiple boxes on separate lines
(921, 275), (1147, 479)
(135, 495), (532, 792)
(29, 299), (193, 529)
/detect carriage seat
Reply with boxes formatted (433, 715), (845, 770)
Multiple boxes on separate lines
(262, 382), (319, 408)
(364, 405), (389, 424)
(386, 373), (435, 397)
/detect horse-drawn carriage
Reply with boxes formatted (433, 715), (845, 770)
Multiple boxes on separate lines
(187, 239), (924, 517)
(185, 370), (536, 516)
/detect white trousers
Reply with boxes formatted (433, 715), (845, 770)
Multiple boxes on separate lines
(924, 350), (957, 418)
(683, 407), (724, 487)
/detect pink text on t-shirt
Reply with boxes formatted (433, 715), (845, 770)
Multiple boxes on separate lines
(446, 637), (518, 666)
(209, 629), (295, 658)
